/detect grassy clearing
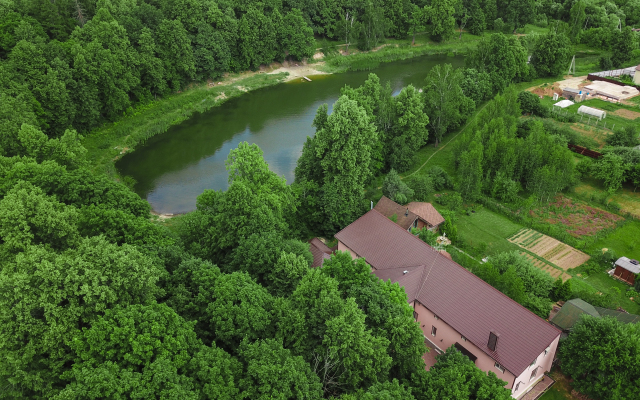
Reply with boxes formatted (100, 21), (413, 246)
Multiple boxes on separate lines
(83, 72), (287, 177)
(585, 219), (640, 260)
(455, 208), (524, 256)
(573, 178), (640, 218)
(569, 270), (640, 314)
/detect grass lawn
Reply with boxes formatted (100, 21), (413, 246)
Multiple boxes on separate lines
(540, 368), (579, 400)
(569, 269), (640, 314)
(585, 219), (640, 260)
(454, 208), (524, 256)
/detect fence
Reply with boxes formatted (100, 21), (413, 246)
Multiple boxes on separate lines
(568, 143), (602, 159)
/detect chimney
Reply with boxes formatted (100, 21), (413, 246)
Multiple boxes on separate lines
(488, 331), (499, 351)
(405, 208), (409, 216)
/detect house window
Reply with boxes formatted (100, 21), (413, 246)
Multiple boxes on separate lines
(514, 382), (521, 392)
(431, 326), (437, 337)
(544, 346), (550, 356)
(530, 368), (538, 381)
(413, 311), (418, 320)
(494, 362), (505, 373)
(434, 314), (439, 320)
(461, 336), (467, 342)
(530, 359), (536, 368)
(413, 219), (418, 229)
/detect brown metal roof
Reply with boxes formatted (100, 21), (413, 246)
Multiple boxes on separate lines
(374, 196), (417, 230)
(335, 209), (561, 376)
(309, 238), (333, 268)
(406, 202), (445, 227)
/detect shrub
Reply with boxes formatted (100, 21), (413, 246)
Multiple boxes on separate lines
(405, 175), (434, 201)
(382, 169), (413, 203)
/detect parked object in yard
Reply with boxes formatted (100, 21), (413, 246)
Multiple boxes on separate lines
(577, 105), (606, 120)
(553, 99), (574, 109)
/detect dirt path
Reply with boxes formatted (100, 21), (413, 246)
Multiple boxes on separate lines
(404, 101), (490, 179)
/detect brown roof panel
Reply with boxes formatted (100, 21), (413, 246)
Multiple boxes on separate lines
(406, 202), (445, 227)
(336, 209), (561, 376)
(374, 196), (417, 230)
(309, 238), (333, 268)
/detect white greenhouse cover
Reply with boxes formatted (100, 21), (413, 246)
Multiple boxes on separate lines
(577, 106), (606, 119)
(553, 100), (574, 108)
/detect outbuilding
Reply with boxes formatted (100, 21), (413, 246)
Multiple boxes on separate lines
(562, 88), (586, 102)
(553, 99), (574, 109)
(613, 257), (639, 285)
(577, 105), (606, 120)
(634, 65), (640, 85)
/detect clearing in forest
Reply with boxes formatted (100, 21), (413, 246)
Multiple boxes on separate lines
(509, 228), (590, 271)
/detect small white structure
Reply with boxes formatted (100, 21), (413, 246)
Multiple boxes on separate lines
(553, 99), (574, 109)
(553, 93), (559, 101)
(634, 65), (640, 85)
(577, 105), (606, 120)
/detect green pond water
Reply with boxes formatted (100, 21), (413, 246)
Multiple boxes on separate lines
(116, 54), (465, 214)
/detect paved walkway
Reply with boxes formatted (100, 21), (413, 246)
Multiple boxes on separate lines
(422, 339), (439, 371)
(519, 375), (556, 400)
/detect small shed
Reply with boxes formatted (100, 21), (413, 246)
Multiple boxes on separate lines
(613, 257), (639, 285)
(562, 88), (586, 102)
(553, 99), (574, 109)
(577, 105), (606, 120)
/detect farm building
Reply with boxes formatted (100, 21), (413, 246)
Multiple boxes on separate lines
(374, 196), (444, 232)
(577, 105), (606, 120)
(613, 257), (639, 285)
(335, 209), (561, 399)
(550, 298), (640, 333)
(561, 88), (585, 102)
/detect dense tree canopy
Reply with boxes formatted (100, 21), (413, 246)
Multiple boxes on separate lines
(559, 316), (640, 400)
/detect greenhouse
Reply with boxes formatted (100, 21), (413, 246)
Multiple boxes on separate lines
(577, 105), (606, 120)
(553, 100), (574, 109)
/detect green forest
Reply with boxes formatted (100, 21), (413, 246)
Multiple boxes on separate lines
(2, 0), (640, 398)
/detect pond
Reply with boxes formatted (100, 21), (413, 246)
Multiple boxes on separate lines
(116, 54), (465, 214)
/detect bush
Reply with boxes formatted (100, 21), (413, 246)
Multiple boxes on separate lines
(493, 18), (505, 33)
(382, 169), (413, 203)
(598, 55), (613, 71)
(436, 192), (463, 211)
(405, 175), (434, 201)
(428, 166), (453, 191)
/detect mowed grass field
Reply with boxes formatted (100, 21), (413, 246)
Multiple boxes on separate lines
(455, 208), (523, 256)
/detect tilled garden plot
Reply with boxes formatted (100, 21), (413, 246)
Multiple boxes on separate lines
(510, 228), (590, 273)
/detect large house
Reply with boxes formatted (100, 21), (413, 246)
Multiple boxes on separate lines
(333, 209), (561, 399)
(373, 196), (445, 232)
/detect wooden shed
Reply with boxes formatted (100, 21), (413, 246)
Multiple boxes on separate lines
(613, 257), (639, 285)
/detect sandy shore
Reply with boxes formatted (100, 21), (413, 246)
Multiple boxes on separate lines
(267, 63), (329, 82)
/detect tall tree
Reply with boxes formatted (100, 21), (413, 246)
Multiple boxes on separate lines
(423, 64), (474, 146)
(388, 85), (429, 172)
(427, 0), (456, 42)
(298, 95), (378, 233)
(530, 32), (572, 77)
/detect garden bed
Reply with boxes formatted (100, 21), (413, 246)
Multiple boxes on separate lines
(529, 195), (623, 237)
